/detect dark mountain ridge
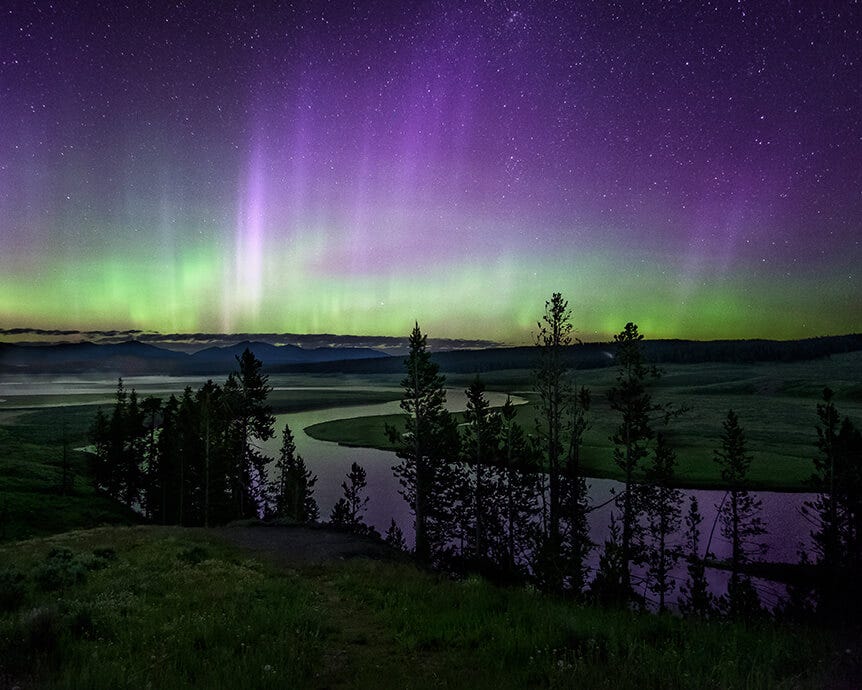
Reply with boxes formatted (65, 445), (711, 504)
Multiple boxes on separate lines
(0, 339), (388, 375)
(1, 334), (859, 376)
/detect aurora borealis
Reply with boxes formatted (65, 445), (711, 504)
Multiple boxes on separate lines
(1, 2), (859, 344)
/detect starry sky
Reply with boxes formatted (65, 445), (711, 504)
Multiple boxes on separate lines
(1, 1), (860, 344)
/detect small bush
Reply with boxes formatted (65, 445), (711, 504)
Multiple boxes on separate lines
(91, 546), (117, 562)
(177, 545), (209, 565)
(66, 604), (96, 640)
(20, 606), (63, 660)
(32, 547), (87, 591)
(0, 567), (26, 611)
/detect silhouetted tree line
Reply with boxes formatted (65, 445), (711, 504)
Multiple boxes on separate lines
(89, 349), (318, 526)
(387, 295), (861, 626)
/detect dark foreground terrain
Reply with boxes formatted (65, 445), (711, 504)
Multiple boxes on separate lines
(1, 524), (859, 689)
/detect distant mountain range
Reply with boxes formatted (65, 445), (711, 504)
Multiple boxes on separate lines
(1, 334), (860, 376)
(0, 339), (388, 375)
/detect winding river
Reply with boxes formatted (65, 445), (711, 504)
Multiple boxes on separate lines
(0, 374), (818, 608)
(262, 389), (817, 608)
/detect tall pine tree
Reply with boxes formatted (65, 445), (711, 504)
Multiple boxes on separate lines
(607, 323), (659, 602)
(388, 323), (458, 566)
(714, 409), (765, 619)
(679, 496), (713, 617)
(271, 422), (318, 522)
(224, 349), (275, 518)
(644, 433), (683, 612)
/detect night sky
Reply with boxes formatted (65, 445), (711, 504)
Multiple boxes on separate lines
(1, 1), (860, 343)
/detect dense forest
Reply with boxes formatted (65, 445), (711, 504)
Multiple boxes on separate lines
(88, 294), (861, 626)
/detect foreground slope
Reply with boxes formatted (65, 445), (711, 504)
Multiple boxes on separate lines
(1, 525), (857, 689)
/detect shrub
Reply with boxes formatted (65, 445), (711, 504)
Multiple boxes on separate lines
(177, 545), (210, 565)
(0, 567), (25, 612)
(32, 547), (87, 591)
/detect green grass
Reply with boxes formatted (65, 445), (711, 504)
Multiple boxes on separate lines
(0, 526), (846, 689)
(306, 354), (862, 491)
(267, 387), (399, 413)
(0, 386), (400, 543)
(0, 416), (139, 542)
(0, 527), (324, 689)
(326, 559), (839, 689)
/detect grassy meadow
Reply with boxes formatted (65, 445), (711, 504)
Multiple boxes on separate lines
(306, 352), (862, 491)
(0, 525), (850, 689)
(0, 406), (140, 542)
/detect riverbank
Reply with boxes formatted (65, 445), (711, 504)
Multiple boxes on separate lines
(1, 524), (856, 689)
(305, 354), (862, 492)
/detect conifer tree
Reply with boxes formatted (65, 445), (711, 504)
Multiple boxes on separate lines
(330, 462), (370, 533)
(154, 394), (180, 524)
(590, 512), (626, 605)
(140, 397), (162, 519)
(196, 380), (223, 528)
(224, 348), (275, 518)
(498, 397), (540, 579)
(644, 433), (682, 612)
(679, 496), (713, 617)
(106, 378), (128, 499)
(607, 323), (660, 601)
(561, 385), (592, 594)
(88, 407), (110, 492)
(122, 389), (146, 509)
(805, 388), (862, 621)
(714, 409), (765, 619)
(175, 387), (204, 525)
(534, 293), (573, 589)
(385, 518), (408, 552)
(272, 422), (318, 522)
(460, 377), (502, 567)
(388, 323), (458, 566)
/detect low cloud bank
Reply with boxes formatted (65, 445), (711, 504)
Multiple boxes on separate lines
(0, 328), (500, 354)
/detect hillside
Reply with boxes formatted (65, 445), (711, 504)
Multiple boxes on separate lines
(1, 525), (855, 689)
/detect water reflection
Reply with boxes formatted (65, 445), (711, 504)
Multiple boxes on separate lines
(262, 391), (816, 608)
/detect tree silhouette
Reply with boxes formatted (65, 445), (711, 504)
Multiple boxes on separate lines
(223, 348), (275, 518)
(590, 512), (625, 605)
(607, 322), (659, 602)
(679, 496), (713, 617)
(460, 377), (501, 568)
(140, 396), (162, 519)
(561, 385), (592, 595)
(497, 396), (540, 579)
(271, 422), (318, 523)
(330, 462), (371, 533)
(805, 388), (862, 622)
(533, 292), (576, 591)
(388, 323), (458, 566)
(643, 433), (682, 612)
(714, 409), (765, 619)
(385, 519), (408, 552)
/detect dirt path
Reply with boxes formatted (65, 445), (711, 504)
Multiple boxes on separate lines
(210, 524), (432, 689)
(211, 524), (400, 567)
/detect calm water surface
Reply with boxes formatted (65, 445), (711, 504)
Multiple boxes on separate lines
(263, 390), (816, 608)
